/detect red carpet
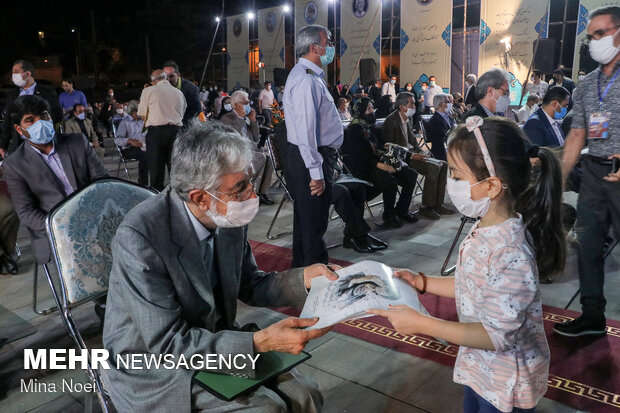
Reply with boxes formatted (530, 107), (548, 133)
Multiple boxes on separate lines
(250, 240), (620, 413)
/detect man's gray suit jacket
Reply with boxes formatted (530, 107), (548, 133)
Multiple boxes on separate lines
(2, 133), (107, 263)
(102, 187), (308, 412)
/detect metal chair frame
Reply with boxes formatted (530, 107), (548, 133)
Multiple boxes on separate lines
(440, 215), (477, 276)
(44, 177), (158, 412)
(115, 145), (139, 181)
(265, 134), (294, 240)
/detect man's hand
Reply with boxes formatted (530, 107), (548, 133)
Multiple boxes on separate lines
(253, 317), (331, 354)
(127, 139), (143, 148)
(309, 179), (325, 196)
(0, 148), (5, 158)
(248, 108), (257, 122)
(376, 162), (396, 173)
(366, 305), (425, 336)
(604, 154), (620, 182)
(303, 263), (339, 290)
(92, 141), (100, 148)
(411, 153), (429, 161)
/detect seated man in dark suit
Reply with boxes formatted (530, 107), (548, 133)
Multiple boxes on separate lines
(425, 93), (456, 161)
(103, 121), (334, 412)
(523, 86), (570, 147)
(462, 68), (511, 120)
(382, 92), (453, 220)
(3, 95), (108, 265)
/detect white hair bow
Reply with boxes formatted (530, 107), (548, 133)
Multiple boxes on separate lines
(465, 116), (496, 177)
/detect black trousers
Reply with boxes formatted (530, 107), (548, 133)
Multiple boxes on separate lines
(146, 125), (180, 191)
(367, 167), (418, 219)
(284, 144), (337, 268)
(121, 147), (149, 186)
(409, 159), (448, 208)
(332, 182), (370, 240)
(576, 157), (620, 319)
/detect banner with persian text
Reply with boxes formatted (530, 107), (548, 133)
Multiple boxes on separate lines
(227, 14), (250, 91)
(400, 0), (453, 97)
(295, 0), (328, 36)
(340, 0), (382, 87)
(258, 6), (286, 83)
(479, 0), (549, 105)
(572, 0), (617, 76)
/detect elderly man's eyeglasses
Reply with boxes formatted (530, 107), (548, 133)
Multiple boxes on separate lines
(495, 87), (510, 96)
(211, 182), (255, 202)
(586, 26), (619, 42)
(315, 41), (335, 49)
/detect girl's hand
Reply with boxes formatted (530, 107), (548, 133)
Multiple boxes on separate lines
(393, 268), (422, 291)
(366, 305), (424, 336)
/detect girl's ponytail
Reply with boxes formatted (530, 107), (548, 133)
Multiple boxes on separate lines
(516, 146), (566, 280)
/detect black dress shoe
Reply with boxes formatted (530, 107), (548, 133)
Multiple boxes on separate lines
(367, 234), (388, 251)
(343, 236), (373, 253)
(381, 215), (403, 229)
(553, 315), (606, 337)
(259, 194), (275, 205)
(0, 254), (18, 275)
(397, 211), (420, 223)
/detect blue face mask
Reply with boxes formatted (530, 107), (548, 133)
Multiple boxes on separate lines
(77, 113), (86, 120)
(554, 105), (568, 120)
(319, 45), (336, 66)
(24, 119), (55, 145)
(243, 104), (252, 115)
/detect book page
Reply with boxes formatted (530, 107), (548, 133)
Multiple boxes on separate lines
(300, 261), (426, 330)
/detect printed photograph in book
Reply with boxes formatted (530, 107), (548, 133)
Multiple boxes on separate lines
(300, 260), (428, 330)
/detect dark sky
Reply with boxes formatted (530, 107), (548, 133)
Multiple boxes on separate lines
(0, 0), (279, 84)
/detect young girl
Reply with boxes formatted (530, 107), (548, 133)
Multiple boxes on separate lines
(369, 116), (565, 413)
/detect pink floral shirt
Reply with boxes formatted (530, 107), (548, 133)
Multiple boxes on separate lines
(453, 216), (549, 412)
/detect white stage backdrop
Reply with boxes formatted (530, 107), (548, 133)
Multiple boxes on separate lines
(340, 0), (382, 87)
(259, 6), (286, 83)
(227, 14), (250, 90)
(400, 0), (453, 97)
(295, 0), (328, 36)
(573, 0), (617, 76)
(479, 0), (549, 105)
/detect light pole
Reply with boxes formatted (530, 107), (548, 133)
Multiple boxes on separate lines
(248, 12), (255, 86)
(283, 4), (291, 70)
(329, 0), (337, 86)
(199, 14), (223, 89)
(71, 28), (82, 81)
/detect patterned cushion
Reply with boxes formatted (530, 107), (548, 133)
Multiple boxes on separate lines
(48, 179), (156, 304)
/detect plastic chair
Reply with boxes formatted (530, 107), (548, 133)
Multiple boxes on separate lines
(45, 177), (158, 412)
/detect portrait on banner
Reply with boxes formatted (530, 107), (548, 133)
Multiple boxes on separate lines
(266, 11), (276, 33)
(353, 0), (368, 18)
(305, 2), (318, 24)
(233, 19), (242, 37)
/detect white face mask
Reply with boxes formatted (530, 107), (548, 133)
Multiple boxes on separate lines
(493, 90), (511, 114)
(446, 103), (453, 114)
(589, 30), (620, 65)
(12, 73), (27, 88)
(116, 109), (124, 115)
(405, 107), (416, 117)
(206, 192), (259, 228)
(446, 177), (491, 219)
(223, 103), (232, 112)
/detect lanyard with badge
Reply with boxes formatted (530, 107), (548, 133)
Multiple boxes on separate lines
(588, 68), (620, 139)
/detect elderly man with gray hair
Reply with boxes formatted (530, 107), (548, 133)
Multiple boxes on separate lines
(463, 68), (512, 119)
(138, 69), (187, 191)
(220, 90), (275, 205)
(425, 93), (456, 161)
(103, 121), (335, 412)
(283, 24), (343, 267)
(382, 91), (453, 220)
(464, 73), (477, 106)
(114, 99), (148, 185)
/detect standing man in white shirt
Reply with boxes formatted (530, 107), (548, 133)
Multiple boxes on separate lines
(283, 24), (343, 267)
(423, 75), (443, 113)
(258, 81), (277, 127)
(526, 70), (549, 98)
(138, 69), (186, 191)
(381, 75), (397, 103)
(515, 93), (540, 124)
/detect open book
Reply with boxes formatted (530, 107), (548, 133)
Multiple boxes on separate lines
(300, 260), (428, 330)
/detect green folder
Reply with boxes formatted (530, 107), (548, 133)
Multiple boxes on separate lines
(193, 351), (311, 401)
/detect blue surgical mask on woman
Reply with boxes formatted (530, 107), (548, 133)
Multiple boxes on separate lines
(23, 119), (55, 145)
